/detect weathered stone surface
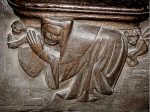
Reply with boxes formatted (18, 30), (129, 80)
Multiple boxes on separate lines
(0, 0), (149, 112)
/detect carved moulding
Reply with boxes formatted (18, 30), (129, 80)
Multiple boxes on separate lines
(8, 0), (149, 22)
(7, 0), (149, 102)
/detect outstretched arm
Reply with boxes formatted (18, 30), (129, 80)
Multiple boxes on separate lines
(7, 33), (27, 49)
(26, 28), (60, 64)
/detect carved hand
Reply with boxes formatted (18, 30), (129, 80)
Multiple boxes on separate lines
(27, 29), (44, 55)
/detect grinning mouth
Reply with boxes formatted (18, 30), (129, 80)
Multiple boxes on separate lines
(12, 29), (22, 35)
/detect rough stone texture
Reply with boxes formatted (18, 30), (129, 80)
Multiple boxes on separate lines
(0, 1), (149, 112)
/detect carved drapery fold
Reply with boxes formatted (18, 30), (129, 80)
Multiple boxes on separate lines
(7, 0), (149, 102)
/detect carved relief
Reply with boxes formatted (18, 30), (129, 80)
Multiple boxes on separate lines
(7, 20), (45, 78)
(124, 28), (148, 67)
(7, 18), (148, 102)
(7, 20), (27, 48)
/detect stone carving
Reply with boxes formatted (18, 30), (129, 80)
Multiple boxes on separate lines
(7, 20), (45, 78)
(7, 20), (27, 48)
(7, 18), (148, 102)
(8, 18), (127, 102)
(124, 28), (148, 67)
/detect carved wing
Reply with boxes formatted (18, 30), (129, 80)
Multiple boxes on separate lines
(141, 27), (150, 45)
(7, 22), (45, 78)
(18, 47), (45, 78)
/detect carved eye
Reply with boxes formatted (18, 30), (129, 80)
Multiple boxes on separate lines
(43, 24), (62, 36)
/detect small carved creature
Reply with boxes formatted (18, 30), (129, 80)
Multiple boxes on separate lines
(124, 28), (148, 67)
(7, 20), (45, 78)
(7, 20), (27, 48)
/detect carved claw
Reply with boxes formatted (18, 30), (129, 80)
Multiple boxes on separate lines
(126, 57), (139, 67)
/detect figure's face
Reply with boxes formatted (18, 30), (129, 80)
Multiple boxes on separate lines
(11, 23), (23, 35)
(128, 35), (139, 45)
(43, 30), (61, 45)
(43, 24), (62, 45)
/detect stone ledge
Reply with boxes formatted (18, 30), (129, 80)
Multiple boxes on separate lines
(8, 0), (149, 22)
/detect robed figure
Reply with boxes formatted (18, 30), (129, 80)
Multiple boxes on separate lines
(26, 18), (127, 102)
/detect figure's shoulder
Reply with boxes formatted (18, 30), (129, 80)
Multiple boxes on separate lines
(98, 26), (124, 41)
(72, 20), (100, 34)
(100, 26), (122, 35)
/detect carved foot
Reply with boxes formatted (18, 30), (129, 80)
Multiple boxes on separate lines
(126, 57), (139, 67)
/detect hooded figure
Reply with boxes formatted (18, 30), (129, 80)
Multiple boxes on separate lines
(27, 18), (128, 102)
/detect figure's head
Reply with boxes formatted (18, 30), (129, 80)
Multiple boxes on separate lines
(43, 24), (62, 45)
(42, 17), (73, 46)
(11, 20), (26, 35)
(124, 31), (139, 45)
(128, 35), (139, 45)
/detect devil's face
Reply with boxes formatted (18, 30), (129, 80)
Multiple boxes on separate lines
(11, 20), (25, 35)
(11, 24), (23, 35)
(127, 35), (139, 45)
